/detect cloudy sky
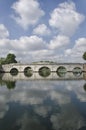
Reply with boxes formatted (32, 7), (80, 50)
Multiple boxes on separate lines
(0, 0), (86, 63)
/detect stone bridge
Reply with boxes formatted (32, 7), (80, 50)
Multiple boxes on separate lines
(1, 62), (86, 72)
(1, 62), (86, 80)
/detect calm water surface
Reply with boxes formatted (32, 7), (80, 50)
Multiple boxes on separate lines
(0, 79), (86, 130)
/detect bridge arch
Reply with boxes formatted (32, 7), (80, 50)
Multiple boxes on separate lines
(73, 67), (82, 77)
(56, 66), (67, 77)
(24, 67), (33, 77)
(10, 68), (18, 76)
(39, 66), (51, 77)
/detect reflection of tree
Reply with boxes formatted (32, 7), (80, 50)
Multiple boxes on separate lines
(83, 83), (86, 91)
(5, 81), (16, 89)
(0, 65), (4, 72)
(0, 79), (16, 89)
(0, 80), (5, 86)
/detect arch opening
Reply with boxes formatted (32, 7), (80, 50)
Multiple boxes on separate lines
(39, 66), (51, 77)
(73, 67), (82, 77)
(57, 66), (67, 77)
(10, 68), (18, 76)
(83, 83), (86, 92)
(24, 67), (33, 77)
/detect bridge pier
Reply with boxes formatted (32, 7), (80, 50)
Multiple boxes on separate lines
(83, 64), (86, 72)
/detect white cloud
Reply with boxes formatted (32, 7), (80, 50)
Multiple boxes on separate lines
(65, 37), (86, 61)
(49, 1), (85, 36)
(33, 24), (51, 36)
(0, 23), (85, 63)
(0, 35), (47, 62)
(0, 35), (46, 52)
(0, 24), (9, 38)
(30, 49), (54, 60)
(11, 35), (46, 51)
(73, 38), (86, 57)
(49, 35), (70, 50)
(12, 0), (45, 29)
(65, 49), (72, 55)
(0, 35), (85, 62)
(0, 39), (9, 48)
(74, 38), (86, 49)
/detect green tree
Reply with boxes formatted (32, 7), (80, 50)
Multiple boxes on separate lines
(5, 53), (17, 64)
(83, 52), (86, 60)
(0, 58), (6, 64)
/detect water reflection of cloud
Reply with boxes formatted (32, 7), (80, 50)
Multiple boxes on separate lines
(73, 86), (86, 102)
(50, 91), (70, 105)
(65, 81), (86, 102)
(0, 89), (9, 119)
(17, 113), (47, 130)
(0, 80), (86, 129)
(10, 89), (48, 105)
(8, 81), (71, 106)
(51, 103), (85, 130)
(34, 105), (51, 118)
(0, 103), (9, 119)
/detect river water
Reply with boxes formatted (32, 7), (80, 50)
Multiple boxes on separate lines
(0, 74), (86, 130)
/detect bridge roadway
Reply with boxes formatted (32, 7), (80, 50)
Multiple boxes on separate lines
(1, 63), (86, 72)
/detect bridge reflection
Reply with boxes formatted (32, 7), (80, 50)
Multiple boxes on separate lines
(1, 72), (86, 81)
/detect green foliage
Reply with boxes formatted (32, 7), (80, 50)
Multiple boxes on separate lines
(0, 58), (6, 64)
(0, 53), (17, 65)
(83, 52), (86, 60)
(5, 53), (17, 64)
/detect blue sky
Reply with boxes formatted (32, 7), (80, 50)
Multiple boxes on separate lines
(0, 0), (86, 63)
